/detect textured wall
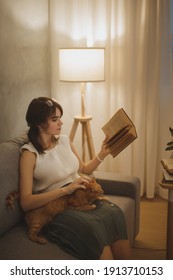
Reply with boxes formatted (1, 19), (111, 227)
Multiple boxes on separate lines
(0, 0), (50, 142)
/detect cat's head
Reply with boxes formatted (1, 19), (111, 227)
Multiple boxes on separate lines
(85, 178), (104, 198)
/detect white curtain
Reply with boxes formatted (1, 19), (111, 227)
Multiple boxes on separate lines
(49, 0), (173, 198)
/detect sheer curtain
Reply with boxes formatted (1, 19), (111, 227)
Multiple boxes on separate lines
(49, 0), (173, 198)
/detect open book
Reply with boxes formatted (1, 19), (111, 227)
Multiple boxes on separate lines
(102, 108), (137, 158)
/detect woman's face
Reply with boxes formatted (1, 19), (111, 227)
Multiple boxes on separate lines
(43, 107), (63, 136)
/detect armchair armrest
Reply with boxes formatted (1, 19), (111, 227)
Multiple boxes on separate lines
(94, 171), (140, 199)
(93, 171), (141, 238)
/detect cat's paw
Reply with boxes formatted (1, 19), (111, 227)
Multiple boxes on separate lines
(37, 235), (47, 244)
(97, 195), (109, 201)
(29, 235), (47, 245)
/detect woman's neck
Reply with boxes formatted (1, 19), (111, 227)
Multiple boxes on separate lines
(38, 134), (56, 150)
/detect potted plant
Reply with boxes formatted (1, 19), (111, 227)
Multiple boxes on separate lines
(165, 127), (173, 151)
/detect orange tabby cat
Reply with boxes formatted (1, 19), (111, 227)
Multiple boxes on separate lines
(6, 179), (105, 244)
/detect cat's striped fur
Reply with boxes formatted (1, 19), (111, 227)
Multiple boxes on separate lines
(6, 179), (105, 244)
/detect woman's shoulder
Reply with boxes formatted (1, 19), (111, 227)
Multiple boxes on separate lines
(20, 142), (38, 155)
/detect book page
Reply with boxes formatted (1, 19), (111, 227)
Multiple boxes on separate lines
(109, 128), (136, 157)
(161, 158), (173, 173)
(102, 108), (137, 158)
(159, 174), (173, 188)
(163, 170), (173, 182)
(107, 126), (130, 145)
(102, 108), (133, 139)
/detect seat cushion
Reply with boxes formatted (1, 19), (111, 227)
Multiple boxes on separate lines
(107, 195), (135, 246)
(0, 223), (76, 260)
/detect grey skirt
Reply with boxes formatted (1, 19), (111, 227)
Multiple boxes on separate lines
(44, 200), (128, 260)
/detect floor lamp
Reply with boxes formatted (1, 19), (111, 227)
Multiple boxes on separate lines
(59, 48), (105, 161)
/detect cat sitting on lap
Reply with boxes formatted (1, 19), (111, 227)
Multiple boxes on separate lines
(6, 178), (106, 244)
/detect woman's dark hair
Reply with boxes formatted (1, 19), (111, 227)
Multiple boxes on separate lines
(26, 97), (63, 154)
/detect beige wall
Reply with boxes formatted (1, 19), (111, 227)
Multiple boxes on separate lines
(0, 0), (50, 142)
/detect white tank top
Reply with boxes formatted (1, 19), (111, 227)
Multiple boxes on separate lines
(21, 134), (80, 193)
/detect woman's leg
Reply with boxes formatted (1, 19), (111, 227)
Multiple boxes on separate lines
(111, 239), (131, 260)
(99, 240), (131, 260)
(99, 245), (114, 260)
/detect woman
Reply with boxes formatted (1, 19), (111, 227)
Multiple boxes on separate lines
(19, 97), (131, 260)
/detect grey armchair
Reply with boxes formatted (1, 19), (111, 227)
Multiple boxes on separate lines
(0, 135), (140, 260)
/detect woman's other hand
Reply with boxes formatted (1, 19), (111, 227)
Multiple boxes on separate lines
(97, 135), (110, 161)
(101, 135), (110, 155)
(64, 176), (91, 195)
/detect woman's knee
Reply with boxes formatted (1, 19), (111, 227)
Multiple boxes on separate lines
(99, 245), (114, 260)
(111, 239), (131, 260)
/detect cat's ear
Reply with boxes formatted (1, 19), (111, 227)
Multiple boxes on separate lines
(92, 177), (96, 183)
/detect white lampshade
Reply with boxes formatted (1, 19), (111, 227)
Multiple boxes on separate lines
(59, 48), (105, 82)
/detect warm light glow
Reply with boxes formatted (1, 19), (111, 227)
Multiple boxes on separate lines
(59, 48), (105, 82)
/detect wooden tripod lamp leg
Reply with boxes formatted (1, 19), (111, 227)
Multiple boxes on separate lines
(69, 119), (79, 141)
(81, 122), (86, 162)
(85, 121), (95, 159)
(69, 116), (95, 162)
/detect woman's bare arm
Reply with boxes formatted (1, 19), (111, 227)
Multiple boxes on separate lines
(70, 136), (110, 175)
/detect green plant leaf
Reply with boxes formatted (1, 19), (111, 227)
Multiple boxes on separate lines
(169, 127), (173, 137)
(166, 144), (173, 151)
(167, 141), (173, 145)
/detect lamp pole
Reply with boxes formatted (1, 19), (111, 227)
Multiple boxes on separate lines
(59, 48), (105, 161)
(80, 82), (86, 117)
